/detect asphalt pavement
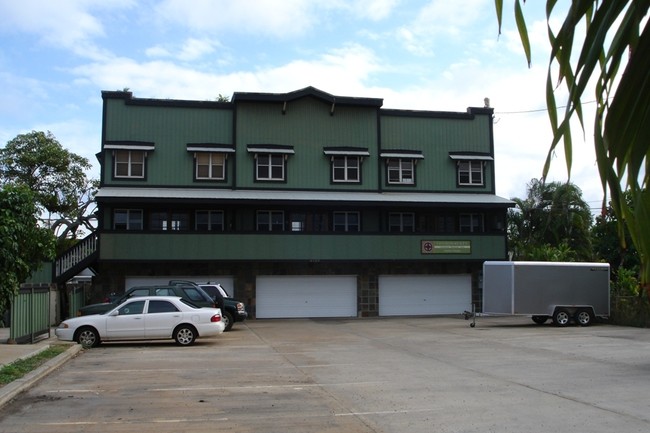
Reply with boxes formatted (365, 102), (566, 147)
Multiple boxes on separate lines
(1, 316), (649, 433)
(0, 327), (82, 408)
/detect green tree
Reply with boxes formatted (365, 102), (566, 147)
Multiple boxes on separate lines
(508, 179), (592, 261)
(0, 184), (56, 312)
(0, 131), (92, 216)
(592, 193), (640, 274)
(0, 131), (97, 245)
(496, 1), (650, 293)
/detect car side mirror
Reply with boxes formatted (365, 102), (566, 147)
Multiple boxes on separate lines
(109, 310), (119, 317)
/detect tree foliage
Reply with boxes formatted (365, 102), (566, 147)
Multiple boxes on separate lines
(0, 131), (92, 216)
(496, 1), (650, 290)
(592, 192), (640, 274)
(0, 184), (56, 311)
(508, 179), (593, 261)
(1, 131), (97, 243)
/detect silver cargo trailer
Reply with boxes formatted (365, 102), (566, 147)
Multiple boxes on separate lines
(482, 261), (610, 326)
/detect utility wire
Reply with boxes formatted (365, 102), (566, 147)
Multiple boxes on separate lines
(495, 99), (599, 115)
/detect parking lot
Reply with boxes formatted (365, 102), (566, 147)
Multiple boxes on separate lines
(1, 316), (650, 433)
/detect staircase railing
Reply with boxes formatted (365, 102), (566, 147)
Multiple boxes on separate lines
(55, 232), (99, 281)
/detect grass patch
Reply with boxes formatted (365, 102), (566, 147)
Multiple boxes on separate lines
(0, 345), (69, 388)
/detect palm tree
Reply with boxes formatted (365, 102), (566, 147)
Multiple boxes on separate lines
(508, 179), (593, 261)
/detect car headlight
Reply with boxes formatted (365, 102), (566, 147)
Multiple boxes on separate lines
(57, 322), (70, 329)
(236, 302), (245, 311)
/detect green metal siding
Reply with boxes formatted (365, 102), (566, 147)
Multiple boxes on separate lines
(99, 232), (506, 262)
(25, 261), (53, 284)
(380, 114), (493, 192)
(103, 99), (233, 187)
(235, 98), (379, 190)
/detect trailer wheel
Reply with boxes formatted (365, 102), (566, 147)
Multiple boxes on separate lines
(531, 315), (548, 325)
(575, 309), (594, 327)
(553, 308), (571, 327)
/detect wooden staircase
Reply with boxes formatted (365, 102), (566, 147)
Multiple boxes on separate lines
(54, 232), (99, 283)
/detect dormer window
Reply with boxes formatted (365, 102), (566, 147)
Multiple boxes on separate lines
(248, 144), (294, 182)
(187, 143), (235, 181)
(105, 141), (155, 179)
(380, 150), (423, 185)
(449, 152), (493, 187)
(324, 147), (369, 183)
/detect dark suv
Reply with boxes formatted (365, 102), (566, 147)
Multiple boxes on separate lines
(169, 280), (247, 331)
(77, 284), (217, 316)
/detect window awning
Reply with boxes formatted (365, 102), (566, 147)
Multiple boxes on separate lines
(448, 152), (493, 161)
(380, 150), (424, 159)
(104, 141), (155, 151)
(186, 143), (235, 153)
(247, 144), (295, 154)
(323, 147), (370, 156)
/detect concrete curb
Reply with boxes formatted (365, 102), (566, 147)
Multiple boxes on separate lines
(0, 344), (83, 409)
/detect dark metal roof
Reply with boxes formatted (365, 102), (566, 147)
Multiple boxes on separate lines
(232, 86), (383, 107)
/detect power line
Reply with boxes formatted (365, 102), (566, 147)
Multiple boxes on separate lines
(495, 99), (599, 115)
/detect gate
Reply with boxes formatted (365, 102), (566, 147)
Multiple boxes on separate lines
(9, 285), (53, 344)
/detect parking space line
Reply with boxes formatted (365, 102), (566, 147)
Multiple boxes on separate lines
(149, 381), (385, 392)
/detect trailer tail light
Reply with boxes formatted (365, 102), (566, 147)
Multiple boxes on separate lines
(211, 314), (222, 323)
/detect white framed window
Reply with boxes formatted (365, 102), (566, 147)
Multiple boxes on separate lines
(196, 153), (225, 180)
(458, 161), (484, 185)
(256, 154), (285, 181)
(257, 210), (284, 231)
(388, 212), (415, 232)
(114, 150), (145, 178)
(113, 209), (143, 230)
(333, 211), (360, 232)
(332, 156), (360, 182)
(459, 213), (484, 233)
(387, 159), (414, 184)
(196, 210), (224, 231)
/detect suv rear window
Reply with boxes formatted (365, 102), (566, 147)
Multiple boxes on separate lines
(181, 287), (208, 302)
(154, 288), (175, 296)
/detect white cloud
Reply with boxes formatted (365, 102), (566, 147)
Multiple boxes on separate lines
(178, 38), (221, 61)
(146, 38), (223, 62)
(0, 1), (134, 59)
(347, 0), (400, 21)
(153, 0), (317, 37)
(395, 0), (489, 56)
(70, 43), (381, 100)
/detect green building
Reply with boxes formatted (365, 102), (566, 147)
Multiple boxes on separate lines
(58, 87), (513, 318)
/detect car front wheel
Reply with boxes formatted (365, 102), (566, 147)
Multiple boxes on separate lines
(174, 325), (197, 346)
(76, 326), (100, 348)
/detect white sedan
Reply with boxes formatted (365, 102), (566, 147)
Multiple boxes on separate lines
(56, 296), (225, 347)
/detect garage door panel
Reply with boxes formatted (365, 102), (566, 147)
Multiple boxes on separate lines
(257, 276), (357, 319)
(379, 275), (471, 316)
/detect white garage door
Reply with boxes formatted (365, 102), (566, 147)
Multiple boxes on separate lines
(379, 275), (471, 316)
(125, 276), (236, 297)
(256, 275), (357, 319)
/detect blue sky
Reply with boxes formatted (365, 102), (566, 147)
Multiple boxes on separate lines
(0, 0), (604, 212)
